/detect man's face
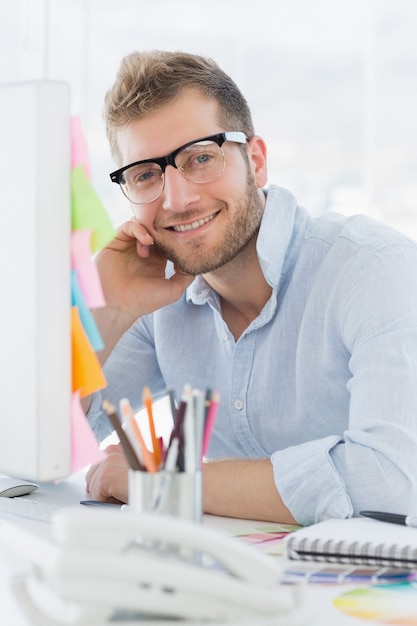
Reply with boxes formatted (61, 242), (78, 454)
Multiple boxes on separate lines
(116, 92), (267, 276)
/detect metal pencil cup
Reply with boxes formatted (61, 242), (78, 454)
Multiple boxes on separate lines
(128, 469), (203, 524)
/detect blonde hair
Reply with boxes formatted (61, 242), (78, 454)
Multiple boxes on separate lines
(104, 50), (254, 164)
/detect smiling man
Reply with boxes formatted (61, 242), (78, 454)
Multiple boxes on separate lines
(85, 50), (417, 526)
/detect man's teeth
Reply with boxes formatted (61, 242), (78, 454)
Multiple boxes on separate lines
(172, 214), (215, 232)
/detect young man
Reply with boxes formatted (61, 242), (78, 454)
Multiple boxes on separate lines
(85, 50), (417, 525)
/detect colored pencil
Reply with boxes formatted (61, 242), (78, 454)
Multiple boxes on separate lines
(142, 386), (162, 468)
(102, 399), (143, 471)
(119, 398), (157, 473)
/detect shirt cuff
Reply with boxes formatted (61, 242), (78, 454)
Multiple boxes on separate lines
(271, 435), (353, 525)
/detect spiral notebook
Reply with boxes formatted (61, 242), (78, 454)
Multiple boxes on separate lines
(285, 517), (417, 569)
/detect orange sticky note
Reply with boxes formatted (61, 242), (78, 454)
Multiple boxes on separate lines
(71, 391), (106, 472)
(71, 306), (107, 397)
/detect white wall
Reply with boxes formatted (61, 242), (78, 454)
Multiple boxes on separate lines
(2, 0), (417, 237)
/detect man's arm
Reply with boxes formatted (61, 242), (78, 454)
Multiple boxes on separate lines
(93, 218), (194, 365)
(81, 219), (194, 414)
(85, 450), (297, 524)
(203, 458), (298, 523)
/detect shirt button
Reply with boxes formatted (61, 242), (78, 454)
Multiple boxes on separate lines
(234, 400), (243, 410)
(222, 332), (228, 340)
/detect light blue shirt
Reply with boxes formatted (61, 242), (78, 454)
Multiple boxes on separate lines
(88, 185), (417, 525)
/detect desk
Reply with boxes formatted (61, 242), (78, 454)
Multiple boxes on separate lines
(0, 473), (405, 626)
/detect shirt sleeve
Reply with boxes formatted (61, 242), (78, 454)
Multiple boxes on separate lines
(271, 241), (417, 526)
(86, 314), (166, 442)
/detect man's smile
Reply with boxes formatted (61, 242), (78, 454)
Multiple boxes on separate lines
(167, 211), (219, 233)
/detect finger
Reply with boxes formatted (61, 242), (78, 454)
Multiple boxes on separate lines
(89, 461), (128, 502)
(102, 220), (153, 258)
(105, 443), (125, 456)
(122, 219), (154, 258)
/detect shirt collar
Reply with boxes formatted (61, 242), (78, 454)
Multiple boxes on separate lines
(256, 185), (298, 288)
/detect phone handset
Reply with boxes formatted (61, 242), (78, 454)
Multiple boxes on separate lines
(2, 506), (309, 625)
(53, 506), (282, 585)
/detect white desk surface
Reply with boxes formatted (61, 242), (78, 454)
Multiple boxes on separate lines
(0, 471), (406, 626)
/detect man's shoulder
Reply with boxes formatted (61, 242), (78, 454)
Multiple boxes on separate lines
(306, 210), (417, 253)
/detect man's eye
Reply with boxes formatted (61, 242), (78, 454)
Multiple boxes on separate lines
(186, 150), (217, 169)
(128, 166), (161, 185)
(195, 153), (210, 165)
(136, 170), (156, 182)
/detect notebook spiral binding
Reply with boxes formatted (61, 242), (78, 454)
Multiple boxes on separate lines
(286, 534), (417, 568)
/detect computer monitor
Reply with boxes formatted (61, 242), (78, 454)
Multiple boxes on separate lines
(0, 81), (72, 481)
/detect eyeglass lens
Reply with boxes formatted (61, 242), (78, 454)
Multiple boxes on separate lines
(121, 139), (225, 204)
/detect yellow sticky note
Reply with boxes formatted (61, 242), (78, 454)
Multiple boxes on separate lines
(71, 165), (115, 253)
(71, 306), (107, 397)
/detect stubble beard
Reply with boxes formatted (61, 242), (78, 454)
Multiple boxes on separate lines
(154, 172), (264, 276)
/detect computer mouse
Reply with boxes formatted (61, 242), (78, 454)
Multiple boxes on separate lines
(0, 477), (39, 498)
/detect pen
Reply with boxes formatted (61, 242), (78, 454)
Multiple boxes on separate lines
(184, 392), (196, 473)
(167, 387), (177, 422)
(360, 510), (417, 528)
(201, 390), (220, 459)
(152, 437), (180, 513)
(80, 500), (122, 508)
(167, 384), (191, 471)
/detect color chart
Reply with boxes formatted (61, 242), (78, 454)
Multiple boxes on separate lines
(334, 582), (417, 624)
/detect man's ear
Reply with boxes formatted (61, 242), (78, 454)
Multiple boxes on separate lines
(247, 135), (268, 188)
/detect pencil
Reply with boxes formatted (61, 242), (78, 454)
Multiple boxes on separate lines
(142, 386), (162, 468)
(119, 398), (158, 473)
(101, 399), (143, 471)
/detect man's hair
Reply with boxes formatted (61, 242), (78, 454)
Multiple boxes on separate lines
(104, 50), (255, 164)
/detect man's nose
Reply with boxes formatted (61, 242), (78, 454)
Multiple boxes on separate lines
(161, 165), (201, 211)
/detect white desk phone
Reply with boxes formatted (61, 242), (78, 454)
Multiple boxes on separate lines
(1, 505), (309, 626)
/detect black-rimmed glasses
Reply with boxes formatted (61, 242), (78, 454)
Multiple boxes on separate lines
(109, 131), (248, 205)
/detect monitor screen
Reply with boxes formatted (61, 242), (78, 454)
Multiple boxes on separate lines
(0, 80), (72, 481)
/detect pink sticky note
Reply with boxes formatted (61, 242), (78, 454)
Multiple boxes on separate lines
(71, 229), (106, 309)
(71, 115), (91, 179)
(71, 391), (106, 472)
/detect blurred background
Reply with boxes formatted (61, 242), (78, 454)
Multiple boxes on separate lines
(1, 0), (416, 236)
